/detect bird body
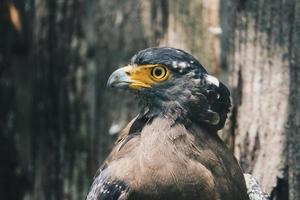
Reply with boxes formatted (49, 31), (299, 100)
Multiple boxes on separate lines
(88, 116), (248, 200)
(87, 47), (250, 200)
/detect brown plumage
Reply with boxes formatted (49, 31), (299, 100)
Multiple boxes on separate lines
(87, 47), (249, 200)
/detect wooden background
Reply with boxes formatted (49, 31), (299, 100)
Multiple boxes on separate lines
(0, 0), (299, 199)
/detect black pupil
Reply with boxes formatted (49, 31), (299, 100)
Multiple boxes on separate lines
(154, 68), (163, 77)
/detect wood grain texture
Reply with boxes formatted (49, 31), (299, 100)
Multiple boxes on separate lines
(221, 0), (300, 199)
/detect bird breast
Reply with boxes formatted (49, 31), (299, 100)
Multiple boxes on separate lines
(106, 117), (217, 199)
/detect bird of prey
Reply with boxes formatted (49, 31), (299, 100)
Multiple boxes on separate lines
(87, 47), (250, 200)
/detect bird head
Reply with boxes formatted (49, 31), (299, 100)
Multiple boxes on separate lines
(107, 47), (231, 130)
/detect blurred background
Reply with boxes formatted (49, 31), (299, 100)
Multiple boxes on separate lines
(0, 0), (299, 200)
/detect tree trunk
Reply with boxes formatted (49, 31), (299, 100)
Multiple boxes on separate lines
(30, 1), (90, 199)
(1, 0), (91, 199)
(221, 1), (300, 199)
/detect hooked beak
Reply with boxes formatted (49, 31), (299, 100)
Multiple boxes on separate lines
(107, 65), (154, 90)
(107, 67), (132, 89)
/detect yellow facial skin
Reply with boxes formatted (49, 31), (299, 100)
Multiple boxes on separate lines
(123, 64), (171, 89)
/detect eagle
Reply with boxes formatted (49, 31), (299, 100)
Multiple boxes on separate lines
(87, 47), (253, 200)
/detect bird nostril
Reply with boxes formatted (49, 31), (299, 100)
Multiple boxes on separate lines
(125, 71), (131, 76)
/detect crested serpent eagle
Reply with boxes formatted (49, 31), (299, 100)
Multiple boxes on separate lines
(86, 47), (267, 200)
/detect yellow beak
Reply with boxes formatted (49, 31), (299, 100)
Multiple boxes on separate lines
(107, 65), (158, 90)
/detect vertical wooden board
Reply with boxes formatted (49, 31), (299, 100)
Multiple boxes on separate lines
(287, 1), (300, 199)
(223, 0), (300, 199)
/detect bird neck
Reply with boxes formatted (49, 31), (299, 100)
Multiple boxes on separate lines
(140, 101), (190, 125)
(139, 97), (223, 132)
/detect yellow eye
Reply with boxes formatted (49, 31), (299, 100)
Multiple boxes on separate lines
(151, 66), (169, 81)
